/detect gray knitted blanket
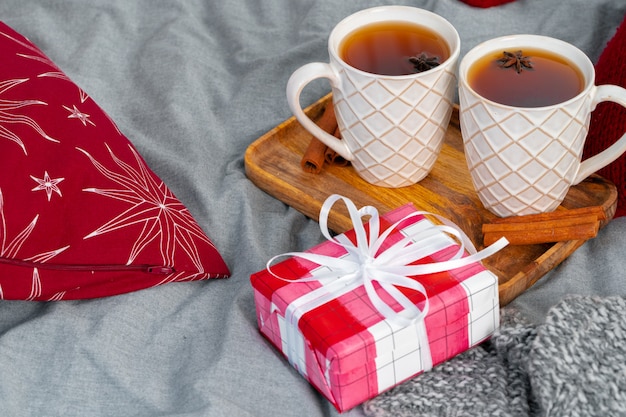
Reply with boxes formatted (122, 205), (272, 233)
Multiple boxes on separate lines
(363, 296), (626, 417)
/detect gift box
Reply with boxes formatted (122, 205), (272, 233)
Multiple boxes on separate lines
(250, 195), (504, 412)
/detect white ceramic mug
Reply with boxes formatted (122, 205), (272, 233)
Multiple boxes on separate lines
(286, 6), (460, 188)
(459, 35), (626, 217)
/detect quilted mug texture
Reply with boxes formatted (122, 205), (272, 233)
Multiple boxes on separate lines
(0, 22), (230, 300)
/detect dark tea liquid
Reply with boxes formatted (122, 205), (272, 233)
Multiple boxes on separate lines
(468, 48), (584, 107)
(339, 21), (450, 76)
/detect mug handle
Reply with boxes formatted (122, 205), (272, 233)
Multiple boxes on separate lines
(574, 84), (626, 184)
(286, 63), (353, 161)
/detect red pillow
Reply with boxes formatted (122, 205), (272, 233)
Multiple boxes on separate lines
(0, 22), (230, 300)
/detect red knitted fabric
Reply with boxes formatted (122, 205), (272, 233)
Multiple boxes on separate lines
(583, 14), (626, 217)
(459, 0), (516, 8)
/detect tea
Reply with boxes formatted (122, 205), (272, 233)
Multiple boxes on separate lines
(468, 48), (584, 107)
(339, 21), (450, 76)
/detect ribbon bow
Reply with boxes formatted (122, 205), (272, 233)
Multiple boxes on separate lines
(268, 194), (508, 324)
(266, 194), (508, 373)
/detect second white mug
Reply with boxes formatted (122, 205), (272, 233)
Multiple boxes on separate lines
(459, 35), (626, 217)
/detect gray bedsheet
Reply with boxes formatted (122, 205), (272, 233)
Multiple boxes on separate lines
(0, 1), (624, 416)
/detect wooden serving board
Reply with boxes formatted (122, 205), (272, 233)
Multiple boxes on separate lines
(245, 93), (617, 305)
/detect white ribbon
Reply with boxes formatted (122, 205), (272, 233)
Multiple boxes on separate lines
(267, 194), (508, 375)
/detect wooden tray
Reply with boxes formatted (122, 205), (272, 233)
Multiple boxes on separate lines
(245, 93), (617, 305)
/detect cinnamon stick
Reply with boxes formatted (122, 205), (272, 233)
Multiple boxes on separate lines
(300, 104), (339, 174)
(301, 137), (327, 174)
(482, 206), (606, 246)
(324, 126), (349, 166)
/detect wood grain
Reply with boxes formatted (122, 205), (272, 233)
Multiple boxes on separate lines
(245, 93), (617, 305)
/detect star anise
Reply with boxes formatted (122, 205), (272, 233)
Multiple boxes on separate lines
(497, 50), (533, 74)
(408, 53), (440, 73)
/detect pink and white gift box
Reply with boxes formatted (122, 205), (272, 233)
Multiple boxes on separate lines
(250, 195), (504, 412)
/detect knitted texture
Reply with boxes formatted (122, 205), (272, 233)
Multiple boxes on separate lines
(583, 14), (626, 217)
(529, 296), (626, 416)
(363, 296), (626, 417)
(458, 0), (516, 7)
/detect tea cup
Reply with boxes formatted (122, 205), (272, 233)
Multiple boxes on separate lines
(458, 35), (626, 217)
(286, 6), (460, 188)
